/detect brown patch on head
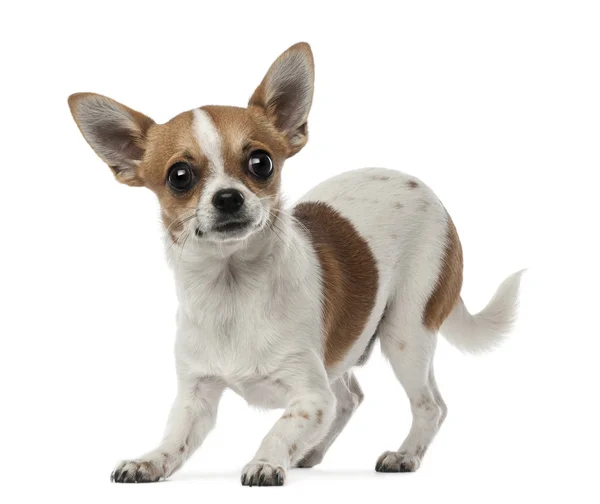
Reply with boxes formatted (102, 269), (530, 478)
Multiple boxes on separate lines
(133, 111), (206, 240)
(200, 106), (288, 203)
(407, 180), (419, 189)
(125, 106), (289, 242)
(281, 413), (293, 420)
(423, 215), (463, 331)
(293, 202), (379, 368)
(299, 411), (310, 420)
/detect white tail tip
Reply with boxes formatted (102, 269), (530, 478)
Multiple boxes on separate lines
(440, 269), (526, 354)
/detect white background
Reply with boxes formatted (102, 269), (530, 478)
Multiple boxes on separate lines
(1, 1), (599, 503)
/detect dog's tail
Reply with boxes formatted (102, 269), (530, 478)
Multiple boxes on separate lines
(440, 270), (525, 354)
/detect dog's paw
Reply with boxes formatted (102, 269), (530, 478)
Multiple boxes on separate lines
(110, 457), (166, 483)
(375, 450), (421, 473)
(241, 461), (285, 487)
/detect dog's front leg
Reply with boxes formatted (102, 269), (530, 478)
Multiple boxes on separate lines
(241, 361), (336, 487)
(111, 375), (225, 483)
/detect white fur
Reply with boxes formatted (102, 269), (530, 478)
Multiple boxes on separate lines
(192, 109), (224, 174)
(111, 167), (523, 484)
(440, 269), (525, 354)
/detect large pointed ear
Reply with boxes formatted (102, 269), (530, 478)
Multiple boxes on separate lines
(68, 93), (155, 186)
(248, 42), (314, 157)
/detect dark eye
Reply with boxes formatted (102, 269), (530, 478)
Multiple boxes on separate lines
(167, 163), (194, 192)
(247, 150), (273, 179)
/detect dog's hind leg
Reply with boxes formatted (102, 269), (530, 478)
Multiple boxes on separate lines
(375, 297), (447, 473)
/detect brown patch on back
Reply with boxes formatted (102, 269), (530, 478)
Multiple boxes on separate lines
(422, 215), (463, 331)
(316, 409), (324, 425)
(293, 202), (379, 368)
(407, 180), (419, 188)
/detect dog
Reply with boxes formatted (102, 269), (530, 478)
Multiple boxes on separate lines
(68, 42), (523, 486)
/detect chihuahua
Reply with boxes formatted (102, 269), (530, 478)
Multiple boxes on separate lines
(68, 42), (523, 486)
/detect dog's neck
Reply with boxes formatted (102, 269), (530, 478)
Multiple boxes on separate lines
(168, 210), (310, 305)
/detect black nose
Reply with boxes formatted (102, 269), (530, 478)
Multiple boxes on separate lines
(212, 189), (245, 213)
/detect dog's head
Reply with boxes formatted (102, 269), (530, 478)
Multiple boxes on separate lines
(68, 43), (313, 251)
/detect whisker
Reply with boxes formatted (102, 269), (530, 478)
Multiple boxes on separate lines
(269, 213), (306, 259)
(257, 194), (310, 237)
(176, 231), (190, 273)
(167, 214), (196, 233)
(268, 222), (287, 250)
(272, 207), (311, 236)
(163, 212), (197, 254)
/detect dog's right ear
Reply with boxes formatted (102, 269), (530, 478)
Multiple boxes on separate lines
(68, 93), (155, 186)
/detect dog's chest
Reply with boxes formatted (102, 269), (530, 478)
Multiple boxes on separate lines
(175, 261), (318, 384)
(177, 303), (295, 409)
(178, 293), (278, 375)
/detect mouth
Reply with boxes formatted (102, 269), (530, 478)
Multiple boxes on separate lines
(213, 219), (252, 234)
(194, 216), (267, 243)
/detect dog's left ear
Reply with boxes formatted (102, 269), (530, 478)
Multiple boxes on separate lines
(249, 42), (314, 157)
